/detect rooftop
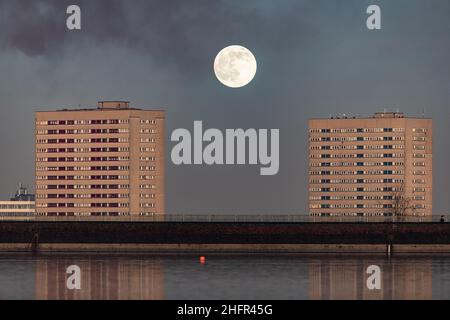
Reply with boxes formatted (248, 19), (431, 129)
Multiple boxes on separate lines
(36, 101), (165, 113)
(310, 111), (431, 120)
(97, 101), (130, 110)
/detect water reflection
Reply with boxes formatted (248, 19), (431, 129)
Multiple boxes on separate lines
(309, 257), (432, 299)
(35, 256), (164, 300)
(0, 254), (446, 299)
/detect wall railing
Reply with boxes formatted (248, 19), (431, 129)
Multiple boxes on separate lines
(0, 214), (448, 223)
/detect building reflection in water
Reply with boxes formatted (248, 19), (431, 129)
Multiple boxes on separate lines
(35, 256), (164, 300)
(309, 257), (432, 300)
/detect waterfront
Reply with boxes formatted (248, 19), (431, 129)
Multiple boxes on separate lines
(0, 254), (449, 299)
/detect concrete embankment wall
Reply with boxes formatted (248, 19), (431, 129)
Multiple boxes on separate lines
(1, 221), (450, 253)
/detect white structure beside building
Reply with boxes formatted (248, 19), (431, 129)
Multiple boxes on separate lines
(0, 185), (35, 220)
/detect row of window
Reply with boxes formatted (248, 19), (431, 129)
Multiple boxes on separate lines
(310, 144), (405, 150)
(37, 184), (130, 190)
(311, 204), (426, 209)
(36, 158), (156, 162)
(37, 212), (158, 217)
(36, 147), (157, 153)
(36, 137), (158, 144)
(309, 170), (425, 184)
(310, 195), (426, 201)
(36, 194), (156, 199)
(38, 147), (130, 157)
(37, 138), (130, 144)
(310, 186), (406, 192)
(37, 156), (157, 162)
(37, 128), (129, 135)
(309, 128), (406, 133)
(37, 193), (129, 199)
(37, 147), (127, 153)
(309, 170), (404, 176)
(0, 212), (35, 217)
(310, 128), (427, 134)
(37, 119), (130, 125)
(37, 156), (129, 162)
(37, 166), (129, 171)
(310, 153), (403, 159)
(413, 162), (426, 167)
(36, 166), (156, 172)
(37, 203), (130, 208)
(312, 204), (396, 209)
(310, 136), (405, 142)
(40, 212), (127, 216)
(310, 161), (404, 167)
(140, 203), (156, 208)
(37, 175), (156, 181)
(37, 175), (130, 180)
(37, 184), (156, 190)
(140, 129), (157, 133)
(309, 178), (405, 185)
(0, 204), (35, 209)
(40, 119), (157, 126)
(310, 185), (428, 193)
(310, 212), (425, 217)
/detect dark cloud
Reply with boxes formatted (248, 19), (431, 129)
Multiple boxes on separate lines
(0, 0), (314, 73)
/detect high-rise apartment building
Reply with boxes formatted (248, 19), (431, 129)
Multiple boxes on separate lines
(308, 112), (432, 217)
(35, 101), (165, 217)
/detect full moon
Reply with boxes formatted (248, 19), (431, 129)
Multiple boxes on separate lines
(214, 45), (257, 88)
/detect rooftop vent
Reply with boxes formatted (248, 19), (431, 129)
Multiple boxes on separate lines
(374, 111), (404, 119)
(97, 101), (130, 110)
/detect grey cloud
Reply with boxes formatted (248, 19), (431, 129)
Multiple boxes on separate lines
(0, 0), (315, 73)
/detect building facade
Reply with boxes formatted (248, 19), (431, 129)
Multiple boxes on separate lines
(0, 201), (35, 219)
(308, 112), (432, 217)
(0, 185), (35, 219)
(35, 101), (165, 217)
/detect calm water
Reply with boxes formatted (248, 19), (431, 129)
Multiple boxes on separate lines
(0, 253), (449, 300)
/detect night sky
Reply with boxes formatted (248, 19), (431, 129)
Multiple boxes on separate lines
(0, 0), (449, 214)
